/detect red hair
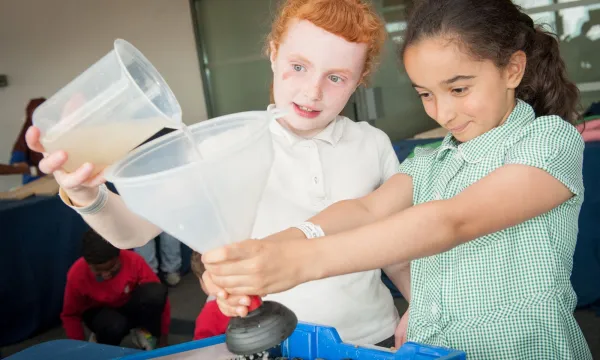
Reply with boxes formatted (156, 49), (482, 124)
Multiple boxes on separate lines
(266, 0), (387, 83)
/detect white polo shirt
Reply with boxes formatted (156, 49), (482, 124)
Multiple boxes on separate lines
(254, 106), (400, 345)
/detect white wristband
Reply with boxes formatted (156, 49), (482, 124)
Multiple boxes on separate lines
(59, 184), (109, 215)
(294, 222), (325, 239)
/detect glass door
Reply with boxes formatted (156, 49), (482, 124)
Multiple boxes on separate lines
(191, 0), (600, 133)
(191, 0), (275, 118)
(356, 0), (600, 140)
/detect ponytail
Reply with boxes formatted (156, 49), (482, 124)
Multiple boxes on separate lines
(517, 25), (580, 123)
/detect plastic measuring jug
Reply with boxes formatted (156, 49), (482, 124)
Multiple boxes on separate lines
(103, 111), (274, 253)
(32, 39), (181, 175)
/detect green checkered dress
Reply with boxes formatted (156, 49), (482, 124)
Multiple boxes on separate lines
(399, 100), (592, 359)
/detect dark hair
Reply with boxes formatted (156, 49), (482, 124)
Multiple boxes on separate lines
(190, 251), (205, 279)
(82, 229), (120, 265)
(401, 0), (580, 123)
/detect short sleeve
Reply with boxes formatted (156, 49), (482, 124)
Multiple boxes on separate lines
(505, 116), (584, 197)
(398, 140), (442, 178)
(398, 156), (415, 178)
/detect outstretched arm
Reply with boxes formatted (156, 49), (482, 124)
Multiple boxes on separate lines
(204, 163), (574, 296)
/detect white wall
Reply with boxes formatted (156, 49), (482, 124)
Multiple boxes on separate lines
(0, 0), (207, 191)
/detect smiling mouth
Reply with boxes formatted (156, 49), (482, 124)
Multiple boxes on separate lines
(293, 102), (322, 118)
(295, 103), (320, 112)
(449, 122), (470, 133)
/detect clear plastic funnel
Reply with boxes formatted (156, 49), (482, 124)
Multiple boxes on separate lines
(104, 111), (274, 253)
(33, 39), (181, 175)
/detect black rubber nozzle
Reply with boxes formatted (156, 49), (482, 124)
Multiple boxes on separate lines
(225, 301), (298, 355)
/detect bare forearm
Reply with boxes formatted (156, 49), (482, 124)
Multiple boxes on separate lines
(265, 199), (376, 242)
(308, 165), (577, 281)
(73, 191), (161, 248)
(270, 175), (413, 242)
(312, 200), (457, 280)
(309, 199), (379, 236)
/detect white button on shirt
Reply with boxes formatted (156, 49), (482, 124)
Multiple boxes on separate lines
(254, 106), (401, 345)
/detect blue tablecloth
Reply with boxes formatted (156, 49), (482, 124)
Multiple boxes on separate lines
(571, 141), (600, 307)
(0, 196), (89, 347)
(1, 140), (599, 347)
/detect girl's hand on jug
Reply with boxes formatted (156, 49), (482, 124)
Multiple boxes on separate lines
(25, 126), (105, 206)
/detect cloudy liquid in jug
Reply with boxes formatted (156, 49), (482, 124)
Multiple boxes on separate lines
(41, 118), (169, 175)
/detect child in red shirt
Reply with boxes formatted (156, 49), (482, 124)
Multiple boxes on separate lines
(61, 229), (171, 349)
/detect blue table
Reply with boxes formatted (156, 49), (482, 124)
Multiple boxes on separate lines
(4, 339), (140, 360)
(5, 324), (466, 360)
